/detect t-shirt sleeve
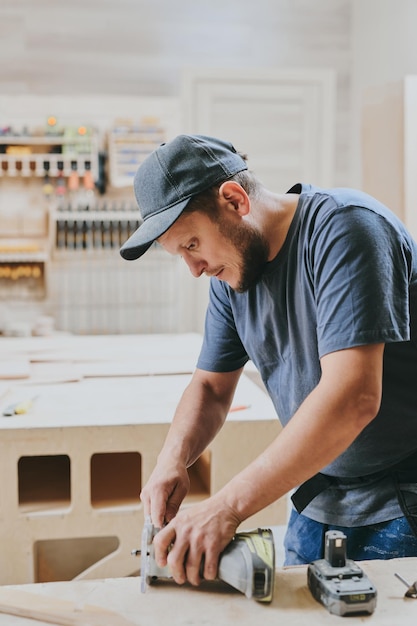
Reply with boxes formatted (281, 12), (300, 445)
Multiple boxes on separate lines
(311, 205), (412, 357)
(197, 280), (249, 372)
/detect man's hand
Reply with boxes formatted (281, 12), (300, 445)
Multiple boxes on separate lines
(140, 460), (190, 528)
(140, 367), (242, 528)
(152, 496), (241, 586)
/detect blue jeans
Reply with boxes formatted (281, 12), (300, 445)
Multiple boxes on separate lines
(284, 508), (417, 565)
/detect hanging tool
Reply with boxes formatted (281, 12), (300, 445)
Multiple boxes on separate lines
(42, 161), (54, 198)
(308, 530), (377, 616)
(133, 516), (275, 602)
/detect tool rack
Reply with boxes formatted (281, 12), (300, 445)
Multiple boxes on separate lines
(0, 96), (189, 336)
(0, 129), (100, 324)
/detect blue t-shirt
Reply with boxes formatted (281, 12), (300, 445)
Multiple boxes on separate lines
(197, 184), (417, 526)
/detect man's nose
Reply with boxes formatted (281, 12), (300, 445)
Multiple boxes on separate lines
(183, 254), (205, 278)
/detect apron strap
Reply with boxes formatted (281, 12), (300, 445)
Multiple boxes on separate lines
(291, 449), (417, 515)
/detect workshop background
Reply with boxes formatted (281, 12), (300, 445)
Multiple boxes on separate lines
(0, 0), (417, 590)
(1, 0), (416, 337)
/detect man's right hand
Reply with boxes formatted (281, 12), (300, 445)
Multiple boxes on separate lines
(140, 460), (190, 528)
(140, 367), (243, 528)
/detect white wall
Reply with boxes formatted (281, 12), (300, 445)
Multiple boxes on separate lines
(3, 1), (417, 193)
(2, 0), (417, 333)
(0, 0), (352, 185)
(351, 0), (417, 186)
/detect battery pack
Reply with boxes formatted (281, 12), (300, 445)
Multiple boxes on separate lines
(307, 531), (377, 616)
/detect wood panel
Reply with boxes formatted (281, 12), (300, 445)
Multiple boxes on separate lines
(0, 334), (285, 585)
(0, 557), (416, 625)
(362, 76), (417, 241)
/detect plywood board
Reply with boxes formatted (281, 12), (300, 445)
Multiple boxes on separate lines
(0, 333), (285, 586)
(0, 372), (277, 430)
(0, 588), (135, 626)
(0, 359), (30, 379)
(1, 557), (417, 625)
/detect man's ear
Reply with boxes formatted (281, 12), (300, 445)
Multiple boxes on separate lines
(218, 181), (250, 216)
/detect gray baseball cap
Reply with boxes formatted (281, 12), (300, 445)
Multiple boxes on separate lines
(119, 134), (248, 260)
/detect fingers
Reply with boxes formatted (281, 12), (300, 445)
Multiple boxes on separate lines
(150, 491), (168, 529)
(140, 488), (164, 529)
(201, 546), (219, 581)
(153, 520), (221, 586)
(153, 525), (176, 568)
(147, 495), (240, 588)
(140, 467), (190, 528)
(146, 484), (187, 528)
(168, 536), (205, 586)
(163, 482), (188, 524)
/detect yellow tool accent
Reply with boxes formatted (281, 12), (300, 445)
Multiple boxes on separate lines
(2, 396), (37, 417)
(14, 399), (34, 414)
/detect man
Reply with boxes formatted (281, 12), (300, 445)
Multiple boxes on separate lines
(120, 134), (417, 587)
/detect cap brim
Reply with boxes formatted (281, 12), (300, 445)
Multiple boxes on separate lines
(119, 200), (189, 260)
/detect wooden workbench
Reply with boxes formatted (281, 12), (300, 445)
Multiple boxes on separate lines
(0, 333), (284, 585)
(0, 557), (416, 625)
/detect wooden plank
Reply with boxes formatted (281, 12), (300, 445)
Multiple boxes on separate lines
(1, 557), (417, 625)
(0, 588), (135, 626)
(0, 359), (30, 380)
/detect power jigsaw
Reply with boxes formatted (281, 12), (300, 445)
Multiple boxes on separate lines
(133, 516), (275, 603)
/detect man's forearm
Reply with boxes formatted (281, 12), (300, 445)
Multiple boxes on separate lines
(216, 346), (383, 524)
(158, 368), (242, 468)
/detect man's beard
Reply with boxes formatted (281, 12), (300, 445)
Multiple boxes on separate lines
(218, 219), (269, 293)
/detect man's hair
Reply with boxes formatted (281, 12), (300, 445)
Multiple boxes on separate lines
(184, 155), (262, 217)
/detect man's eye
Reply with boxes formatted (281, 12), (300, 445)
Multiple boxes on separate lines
(187, 242), (196, 251)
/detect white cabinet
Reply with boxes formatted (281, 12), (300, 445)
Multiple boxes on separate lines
(183, 68), (336, 191)
(182, 68), (336, 330)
